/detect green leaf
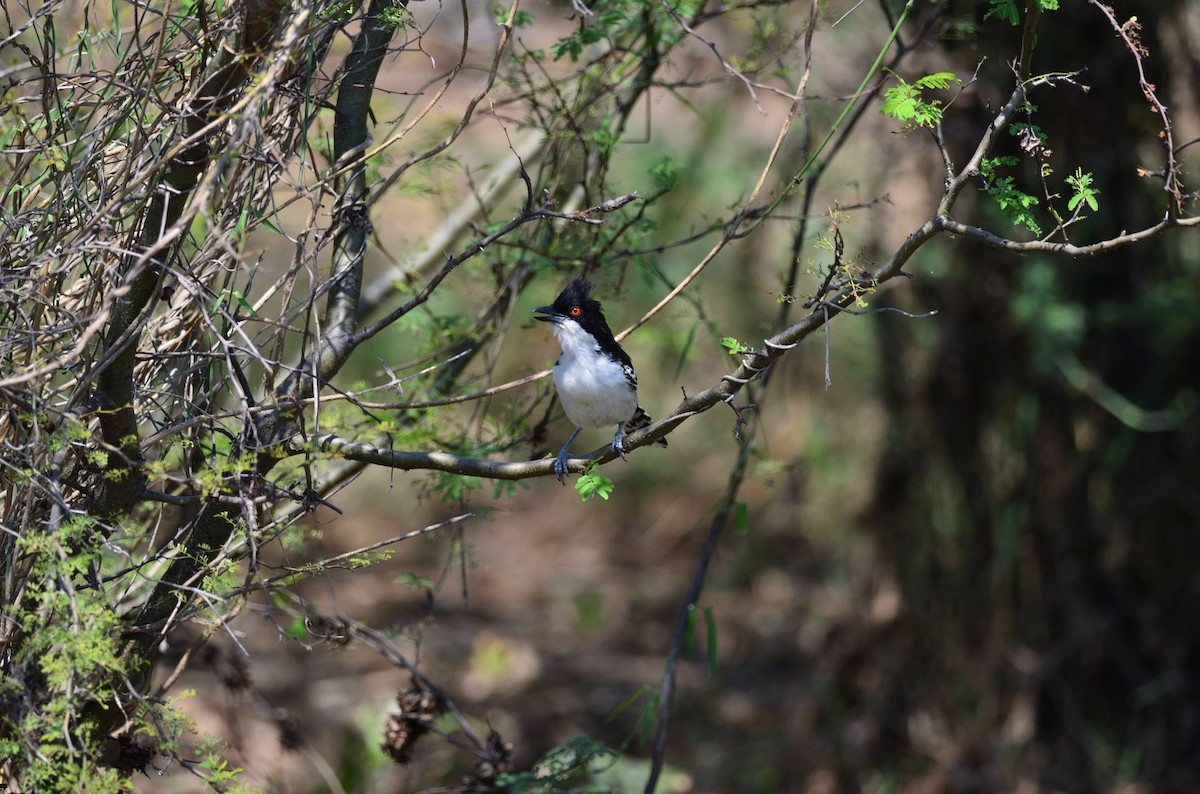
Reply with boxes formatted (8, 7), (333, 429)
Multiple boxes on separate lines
(212, 288), (260, 319)
(733, 500), (748, 534)
(433, 471), (481, 503)
(395, 572), (434, 590)
(979, 159), (1043, 235)
(505, 7), (534, 25)
(913, 71), (962, 91)
(285, 616), (307, 639)
(980, 155), (1019, 180)
(606, 684), (651, 720)
(650, 154), (681, 191)
(1066, 167), (1100, 213)
(683, 604), (697, 655)
(576, 472), (614, 501)
(880, 83), (919, 122)
(380, 5), (416, 30)
(497, 734), (617, 788)
(881, 72), (959, 131)
(638, 691), (660, 743)
(720, 336), (752, 356)
(984, 0), (1020, 24)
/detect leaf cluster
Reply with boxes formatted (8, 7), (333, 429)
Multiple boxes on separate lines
(880, 71), (962, 132)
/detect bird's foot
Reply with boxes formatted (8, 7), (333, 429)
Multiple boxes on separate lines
(552, 429), (583, 484)
(611, 428), (628, 461)
(553, 449), (570, 484)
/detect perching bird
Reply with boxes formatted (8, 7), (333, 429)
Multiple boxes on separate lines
(535, 278), (666, 483)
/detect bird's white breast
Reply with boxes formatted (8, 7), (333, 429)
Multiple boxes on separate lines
(549, 322), (639, 428)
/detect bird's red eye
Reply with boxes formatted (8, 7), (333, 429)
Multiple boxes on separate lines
(569, 305), (582, 317)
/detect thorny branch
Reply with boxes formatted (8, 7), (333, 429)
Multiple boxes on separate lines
(1087, 0), (1183, 213)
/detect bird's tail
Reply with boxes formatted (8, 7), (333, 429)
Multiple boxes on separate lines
(625, 406), (668, 447)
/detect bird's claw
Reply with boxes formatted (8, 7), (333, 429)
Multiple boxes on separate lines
(611, 426), (629, 461)
(553, 451), (570, 484)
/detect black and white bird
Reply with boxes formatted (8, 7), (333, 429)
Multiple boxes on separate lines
(535, 278), (666, 483)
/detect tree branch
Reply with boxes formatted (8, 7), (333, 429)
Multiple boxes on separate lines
(274, 0), (399, 403)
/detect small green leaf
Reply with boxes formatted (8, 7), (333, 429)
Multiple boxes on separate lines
(380, 4), (415, 29)
(984, 0), (1020, 24)
(650, 154), (681, 191)
(881, 72), (960, 131)
(733, 500), (748, 534)
(1066, 167), (1100, 213)
(576, 472), (614, 501)
(639, 691), (660, 743)
(912, 71), (962, 91)
(606, 684), (651, 721)
(981, 167), (1043, 236)
(395, 572), (434, 590)
(212, 288), (260, 318)
(720, 336), (752, 356)
(285, 616), (307, 639)
(683, 604), (697, 655)
(880, 84), (920, 122)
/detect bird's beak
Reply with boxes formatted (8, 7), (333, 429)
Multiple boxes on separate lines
(533, 306), (562, 323)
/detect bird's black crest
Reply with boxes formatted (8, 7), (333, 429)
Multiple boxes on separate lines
(552, 278), (619, 340)
(552, 278), (600, 316)
(545, 277), (626, 360)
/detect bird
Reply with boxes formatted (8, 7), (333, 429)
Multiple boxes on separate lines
(535, 277), (666, 483)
